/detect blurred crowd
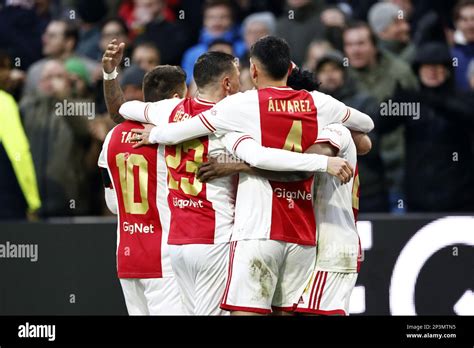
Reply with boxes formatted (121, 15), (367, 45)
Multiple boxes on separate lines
(0, 0), (474, 219)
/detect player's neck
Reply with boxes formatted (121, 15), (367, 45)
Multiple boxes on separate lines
(196, 90), (225, 104)
(257, 77), (288, 90)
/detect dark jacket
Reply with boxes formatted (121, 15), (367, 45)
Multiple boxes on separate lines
(328, 78), (389, 212)
(20, 95), (92, 217)
(385, 53), (474, 212)
(276, 1), (326, 66)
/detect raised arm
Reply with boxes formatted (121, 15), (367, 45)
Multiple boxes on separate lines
(102, 39), (126, 124)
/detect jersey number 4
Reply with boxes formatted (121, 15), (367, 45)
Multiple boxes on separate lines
(115, 153), (149, 215)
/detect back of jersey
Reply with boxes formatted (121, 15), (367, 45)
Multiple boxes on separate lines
(105, 120), (170, 278)
(165, 98), (235, 245)
(313, 124), (361, 273)
(258, 87), (318, 245)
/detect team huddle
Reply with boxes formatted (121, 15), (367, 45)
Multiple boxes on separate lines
(98, 36), (374, 315)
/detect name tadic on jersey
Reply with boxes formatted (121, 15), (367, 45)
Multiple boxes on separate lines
(99, 120), (172, 279)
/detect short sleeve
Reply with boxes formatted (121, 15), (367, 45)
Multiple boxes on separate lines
(146, 98), (183, 125)
(200, 91), (256, 135)
(98, 129), (114, 168)
(315, 124), (351, 153)
(119, 98), (182, 125)
(310, 90), (350, 129)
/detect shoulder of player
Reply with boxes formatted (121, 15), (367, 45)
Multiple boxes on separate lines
(151, 97), (184, 108)
(320, 124), (353, 151)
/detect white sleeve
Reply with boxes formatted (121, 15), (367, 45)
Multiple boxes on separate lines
(311, 91), (374, 133)
(148, 114), (213, 144)
(119, 101), (149, 122)
(118, 99), (183, 125)
(222, 132), (329, 172)
(98, 129), (113, 168)
(104, 187), (118, 215)
(199, 95), (248, 135)
(315, 124), (351, 153)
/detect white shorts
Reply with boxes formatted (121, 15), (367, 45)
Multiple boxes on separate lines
(169, 243), (229, 316)
(220, 240), (316, 314)
(120, 277), (184, 315)
(294, 270), (358, 315)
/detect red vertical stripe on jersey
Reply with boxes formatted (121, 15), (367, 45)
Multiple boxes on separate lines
(257, 87), (318, 245)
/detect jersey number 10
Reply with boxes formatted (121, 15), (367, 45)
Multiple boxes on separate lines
(115, 153), (150, 215)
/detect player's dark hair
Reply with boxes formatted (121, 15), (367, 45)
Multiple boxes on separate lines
(193, 51), (236, 89)
(143, 65), (187, 102)
(344, 21), (378, 47)
(250, 36), (291, 80)
(287, 67), (320, 91)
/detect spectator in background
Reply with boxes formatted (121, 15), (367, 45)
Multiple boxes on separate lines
(132, 42), (160, 71)
(236, 11), (276, 91)
(23, 20), (99, 96)
(368, 2), (415, 62)
(0, 0), (44, 71)
(133, 0), (189, 65)
(302, 39), (333, 71)
(385, 42), (474, 211)
(343, 21), (418, 104)
(99, 18), (132, 63)
(20, 60), (93, 217)
(75, 0), (108, 61)
(315, 51), (389, 211)
(343, 21), (418, 212)
(0, 51), (41, 220)
(208, 39), (235, 55)
(320, 5), (347, 51)
(276, 0), (326, 65)
(120, 64), (146, 101)
(242, 11), (277, 58)
(181, 0), (246, 84)
(452, 0), (474, 91)
(65, 57), (93, 99)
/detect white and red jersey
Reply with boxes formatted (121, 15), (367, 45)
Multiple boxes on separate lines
(119, 88), (374, 246)
(120, 97), (236, 245)
(98, 120), (173, 278)
(211, 88), (353, 246)
(313, 124), (362, 273)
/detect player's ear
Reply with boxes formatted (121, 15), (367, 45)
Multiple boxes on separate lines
(250, 61), (257, 81)
(223, 76), (231, 94)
